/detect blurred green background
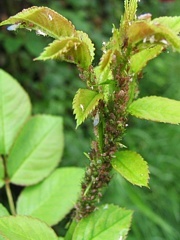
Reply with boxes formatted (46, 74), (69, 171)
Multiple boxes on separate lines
(0, 0), (179, 239)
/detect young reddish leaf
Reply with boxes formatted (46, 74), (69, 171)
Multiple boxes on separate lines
(111, 150), (149, 187)
(0, 7), (75, 39)
(35, 37), (81, 60)
(76, 31), (95, 63)
(152, 16), (180, 34)
(127, 20), (180, 51)
(130, 45), (163, 74)
(128, 96), (180, 124)
(73, 89), (103, 128)
(72, 205), (133, 240)
(36, 37), (93, 69)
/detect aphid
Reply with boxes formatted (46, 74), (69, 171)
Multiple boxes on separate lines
(7, 23), (21, 31)
(48, 14), (53, 21)
(80, 104), (84, 111)
(138, 13), (152, 20)
(36, 29), (47, 36)
(93, 112), (99, 127)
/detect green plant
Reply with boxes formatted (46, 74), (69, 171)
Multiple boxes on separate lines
(0, 0), (180, 239)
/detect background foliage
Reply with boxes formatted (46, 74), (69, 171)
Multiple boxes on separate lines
(0, 0), (179, 239)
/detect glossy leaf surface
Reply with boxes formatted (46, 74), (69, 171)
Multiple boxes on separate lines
(8, 115), (64, 185)
(0, 215), (58, 240)
(17, 167), (84, 226)
(111, 150), (149, 187)
(128, 96), (180, 124)
(0, 69), (31, 154)
(72, 205), (133, 240)
(73, 89), (103, 128)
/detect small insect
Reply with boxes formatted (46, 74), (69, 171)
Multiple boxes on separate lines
(7, 23), (21, 31)
(93, 112), (99, 127)
(138, 13), (152, 21)
(36, 29), (47, 36)
(80, 104), (84, 111)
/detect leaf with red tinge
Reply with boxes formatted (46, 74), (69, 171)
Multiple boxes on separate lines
(71, 205), (133, 240)
(0, 7), (75, 39)
(128, 96), (180, 124)
(73, 89), (103, 128)
(36, 36), (93, 69)
(111, 150), (149, 187)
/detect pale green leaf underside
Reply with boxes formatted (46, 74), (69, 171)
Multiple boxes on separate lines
(7, 115), (64, 186)
(0, 204), (10, 217)
(73, 89), (103, 128)
(17, 167), (84, 226)
(128, 96), (180, 124)
(72, 204), (133, 240)
(0, 215), (58, 240)
(0, 69), (31, 155)
(111, 150), (149, 187)
(152, 16), (180, 34)
(36, 37), (92, 69)
(0, 6), (75, 39)
(130, 45), (163, 73)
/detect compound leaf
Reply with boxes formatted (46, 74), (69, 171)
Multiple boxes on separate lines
(111, 150), (149, 187)
(0, 7), (75, 39)
(0, 69), (31, 155)
(8, 115), (64, 186)
(0, 215), (58, 240)
(17, 167), (84, 226)
(72, 205), (133, 240)
(73, 89), (103, 128)
(128, 96), (180, 124)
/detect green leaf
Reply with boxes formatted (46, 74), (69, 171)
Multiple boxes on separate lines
(0, 69), (31, 154)
(0, 7), (75, 39)
(130, 45), (163, 74)
(0, 215), (58, 240)
(64, 221), (78, 240)
(72, 205), (133, 240)
(127, 21), (180, 51)
(0, 156), (4, 188)
(0, 204), (10, 217)
(152, 16), (180, 34)
(7, 115), (64, 185)
(73, 89), (103, 128)
(111, 150), (149, 187)
(36, 36), (93, 69)
(17, 167), (84, 226)
(128, 96), (180, 124)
